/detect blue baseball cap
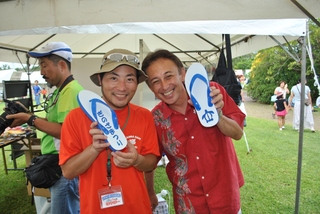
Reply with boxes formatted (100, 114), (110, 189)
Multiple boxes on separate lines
(28, 42), (73, 62)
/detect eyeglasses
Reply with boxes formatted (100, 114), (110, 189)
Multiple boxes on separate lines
(43, 92), (60, 113)
(100, 53), (140, 68)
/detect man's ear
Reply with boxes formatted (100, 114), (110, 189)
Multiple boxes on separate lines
(58, 60), (67, 72)
(97, 74), (102, 86)
(181, 67), (186, 82)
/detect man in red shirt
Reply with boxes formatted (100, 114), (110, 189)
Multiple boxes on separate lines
(143, 49), (245, 214)
(60, 49), (160, 213)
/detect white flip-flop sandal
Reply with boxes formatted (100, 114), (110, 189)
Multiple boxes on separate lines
(77, 90), (127, 151)
(185, 63), (219, 127)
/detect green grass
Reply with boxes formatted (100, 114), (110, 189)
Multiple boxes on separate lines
(0, 113), (319, 213)
(235, 117), (320, 213)
(0, 157), (35, 213)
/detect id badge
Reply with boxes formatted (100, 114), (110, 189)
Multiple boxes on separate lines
(98, 185), (124, 209)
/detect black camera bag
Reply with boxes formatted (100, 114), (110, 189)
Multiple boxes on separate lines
(24, 154), (62, 188)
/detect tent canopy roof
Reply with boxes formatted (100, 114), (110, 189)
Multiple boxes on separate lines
(0, 0), (319, 66)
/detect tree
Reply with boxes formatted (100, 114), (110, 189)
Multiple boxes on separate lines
(0, 64), (11, 70)
(13, 65), (40, 72)
(246, 19), (320, 104)
(246, 47), (297, 103)
(233, 53), (255, 71)
(30, 65), (40, 71)
(308, 19), (320, 97)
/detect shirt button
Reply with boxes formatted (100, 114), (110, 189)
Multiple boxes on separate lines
(196, 156), (199, 160)
(206, 194), (209, 197)
(202, 176), (205, 179)
(185, 117), (187, 121)
(191, 136), (194, 139)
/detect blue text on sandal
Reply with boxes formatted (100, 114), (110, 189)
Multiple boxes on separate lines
(77, 90), (127, 151)
(185, 63), (219, 127)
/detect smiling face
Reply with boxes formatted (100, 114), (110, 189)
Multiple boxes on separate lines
(144, 58), (188, 110)
(98, 65), (138, 110)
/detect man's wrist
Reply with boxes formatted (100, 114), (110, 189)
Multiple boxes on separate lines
(27, 115), (37, 127)
(133, 154), (142, 168)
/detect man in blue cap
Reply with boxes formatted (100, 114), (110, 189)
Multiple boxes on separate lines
(7, 42), (83, 214)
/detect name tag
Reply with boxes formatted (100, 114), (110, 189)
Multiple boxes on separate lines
(98, 185), (124, 209)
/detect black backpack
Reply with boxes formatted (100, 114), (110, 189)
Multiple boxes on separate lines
(212, 35), (242, 106)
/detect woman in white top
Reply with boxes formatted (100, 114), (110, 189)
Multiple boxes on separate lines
(274, 81), (290, 99)
(273, 81), (290, 118)
(288, 79), (315, 132)
(316, 96), (320, 108)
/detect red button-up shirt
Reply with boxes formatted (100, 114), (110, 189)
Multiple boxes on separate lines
(152, 82), (245, 214)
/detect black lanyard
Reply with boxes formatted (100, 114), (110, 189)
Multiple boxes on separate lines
(58, 75), (74, 93)
(106, 152), (112, 186)
(106, 105), (130, 186)
(48, 75), (74, 105)
(44, 75), (74, 113)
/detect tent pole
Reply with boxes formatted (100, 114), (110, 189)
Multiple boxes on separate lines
(294, 26), (307, 214)
(269, 35), (300, 62)
(290, 0), (320, 27)
(26, 54), (31, 81)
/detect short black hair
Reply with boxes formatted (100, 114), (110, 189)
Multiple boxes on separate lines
(47, 54), (71, 70)
(142, 49), (184, 75)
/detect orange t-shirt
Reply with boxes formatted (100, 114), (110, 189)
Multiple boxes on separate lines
(60, 103), (160, 214)
(41, 89), (47, 95)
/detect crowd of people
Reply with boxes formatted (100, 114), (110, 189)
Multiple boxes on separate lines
(7, 41), (317, 213)
(272, 80), (316, 132)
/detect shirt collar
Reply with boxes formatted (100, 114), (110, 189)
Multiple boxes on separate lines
(159, 100), (193, 119)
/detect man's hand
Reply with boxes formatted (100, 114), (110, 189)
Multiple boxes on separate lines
(149, 192), (158, 211)
(89, 121), (110, 153)
(209, 82), (224, 113)
(111, 141), (139, 168)
(6, 112), (31, 127)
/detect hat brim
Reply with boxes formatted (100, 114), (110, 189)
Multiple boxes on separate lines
(90, 61), (147, 86)
(28, 47), (73, 62)
(28, 51), (51, 58)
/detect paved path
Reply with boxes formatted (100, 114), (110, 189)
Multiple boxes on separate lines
(242, 91), (319, 131)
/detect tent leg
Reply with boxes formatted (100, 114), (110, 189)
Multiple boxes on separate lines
(243, 130), (252, 154)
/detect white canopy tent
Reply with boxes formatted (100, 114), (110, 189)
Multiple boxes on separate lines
(0, 19), (308, 69)
(1, 0), (318, 97)
(0, 70), (46, 84)
(0, 0), (319, 213)
(0, 69), (15, 81)
(0, 0), (319, 68)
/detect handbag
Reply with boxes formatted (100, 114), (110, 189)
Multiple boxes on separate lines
(305, 99), (310, 106)
(270, 95), (277, 102)
(296, 85), (310, 106)
(24, 154), (62, 188)
(212, 35), (242, 106)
